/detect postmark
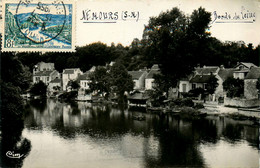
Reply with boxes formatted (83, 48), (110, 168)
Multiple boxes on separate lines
(1, 0), (75, 52)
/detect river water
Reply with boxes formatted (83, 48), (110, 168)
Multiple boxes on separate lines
(21, 99), (259, 168)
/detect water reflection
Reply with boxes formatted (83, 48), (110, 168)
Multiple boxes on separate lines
(22, 99), (259, 168)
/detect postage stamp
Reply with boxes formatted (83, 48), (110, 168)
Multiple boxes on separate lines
(1, 0), (76, 52)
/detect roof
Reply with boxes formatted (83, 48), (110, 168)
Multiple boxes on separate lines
(218, 68), (236, 81)
(190, 75), (212, 83)
(34, 70), (55, 76)
(146, 69), (160, 79)
(233, 70), (249, 73)
(50, 78), (61, 83)
(245, 67), (260, 79)
(77, 72), (91, 81)
(63, 68), (80, 74)
(235, 62), (257, 69)
(37, 61), (54, 66)
(128, 71), (146, 80)
(195, 66), (219, 75)
(151, 64), (160, 70)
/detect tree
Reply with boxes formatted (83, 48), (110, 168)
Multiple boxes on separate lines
(110, 62), (134, 103)
(1, 53), (32, 91)
(206, 74), (219, 95)
(142, 7), (212, 91)
(148, 73), (172, 105)
(1, 52), (32, 167)
(30, 81), (47, 97)
(223, 77), (244, 98)
(67, 80), (80, 91)
(88, 66), (111, 97)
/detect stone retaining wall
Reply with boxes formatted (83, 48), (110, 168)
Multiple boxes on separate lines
(224, 97), (260, 108)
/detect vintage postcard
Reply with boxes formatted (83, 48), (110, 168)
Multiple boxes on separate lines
(1, 0), (76, 52)
(1, 0), (260, 168)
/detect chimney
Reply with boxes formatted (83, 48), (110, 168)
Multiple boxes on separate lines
(220, 65), (224, 69)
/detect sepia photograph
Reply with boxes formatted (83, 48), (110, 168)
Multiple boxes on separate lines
(1, 0), (260, 167)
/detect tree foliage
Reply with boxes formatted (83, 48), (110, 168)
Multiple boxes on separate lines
(30, 81), (47, 96)
(143, 7), (212, 86)
(110, 62), (134, 103)
(206, 75), (219, 94)
(88, 66), (111, 96)
(223, 77), (244, 98)
(1, 52), (32, 167)
(67, 80), (80, 91)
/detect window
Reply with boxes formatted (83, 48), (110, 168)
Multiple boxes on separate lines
(84, 82), (87, 87)
(47, 77), (49, 81)
(182, 84), (187, 92)
(192, 83), (196, 89)
(204, 84), (208, 90)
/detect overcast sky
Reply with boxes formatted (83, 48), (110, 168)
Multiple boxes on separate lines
(1, 0), (259, 47)
(76, 0), (260, 47)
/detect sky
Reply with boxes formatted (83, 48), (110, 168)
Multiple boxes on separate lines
(76, 0), (260, 47)
(0, 0), (259, 47)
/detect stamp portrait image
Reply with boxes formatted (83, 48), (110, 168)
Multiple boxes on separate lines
(2, 0), (75, 52)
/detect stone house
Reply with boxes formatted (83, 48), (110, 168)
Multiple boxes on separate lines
(215, 68), (236, 98)
(179, 66), (219, 94)
(33, 62), (59, 85)
(76, 72), (92, 101)
(33, 62), (55, 74)
(33, 70), (60, 85)
(48, 78), (62, 95)
(244, 67), (260, 99)
(62, 68), (83, 91)
(128, 70), (148, 90)
(77, 72), (91, 94)
(178, 65), (238, 100)
(145, 64), (160, 90)
(233, 62), (257, 80)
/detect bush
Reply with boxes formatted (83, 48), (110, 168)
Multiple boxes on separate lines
(58, 91), (78, 102)
(194, 103), (204, 109)
(170, 98), (194, 107)
(30, 81), (47, 97)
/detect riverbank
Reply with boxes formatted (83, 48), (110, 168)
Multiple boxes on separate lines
(200, 101), (260, 119)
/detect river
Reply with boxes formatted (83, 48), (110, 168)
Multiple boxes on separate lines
(20, 99), (259, 168)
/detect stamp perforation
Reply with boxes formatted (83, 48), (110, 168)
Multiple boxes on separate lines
(1, 0), (76, 52)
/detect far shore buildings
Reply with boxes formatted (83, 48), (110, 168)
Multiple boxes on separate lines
(128, 70), (148, 91)
(244, 67), (260, 99)
(32, 61), (259, 107)
(62, 68), (83, 91)
(145, 64), (160, 90)
(178, 62), (259, 102)
(33, 62), (60, 85)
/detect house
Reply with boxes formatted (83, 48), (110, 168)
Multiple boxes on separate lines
(233, 62), (257, 80)
(78, 72), (91, 90)
(33, 62), (55, 74)
(33, 70), (60, 85)
(145, 64), (160, 90)
(178, 65), (239, 101)
(77, 72), (92, 101)
(128, 70), (148, 90)
(62, 68), (83, 91)
(179, 66), (219, 94)
(215, 68), (236, 98)
(244, 67), (260, 99)
(225, 66), (260, 108)
(32, 62), (59, 85)
(48, 78), (62, 96)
